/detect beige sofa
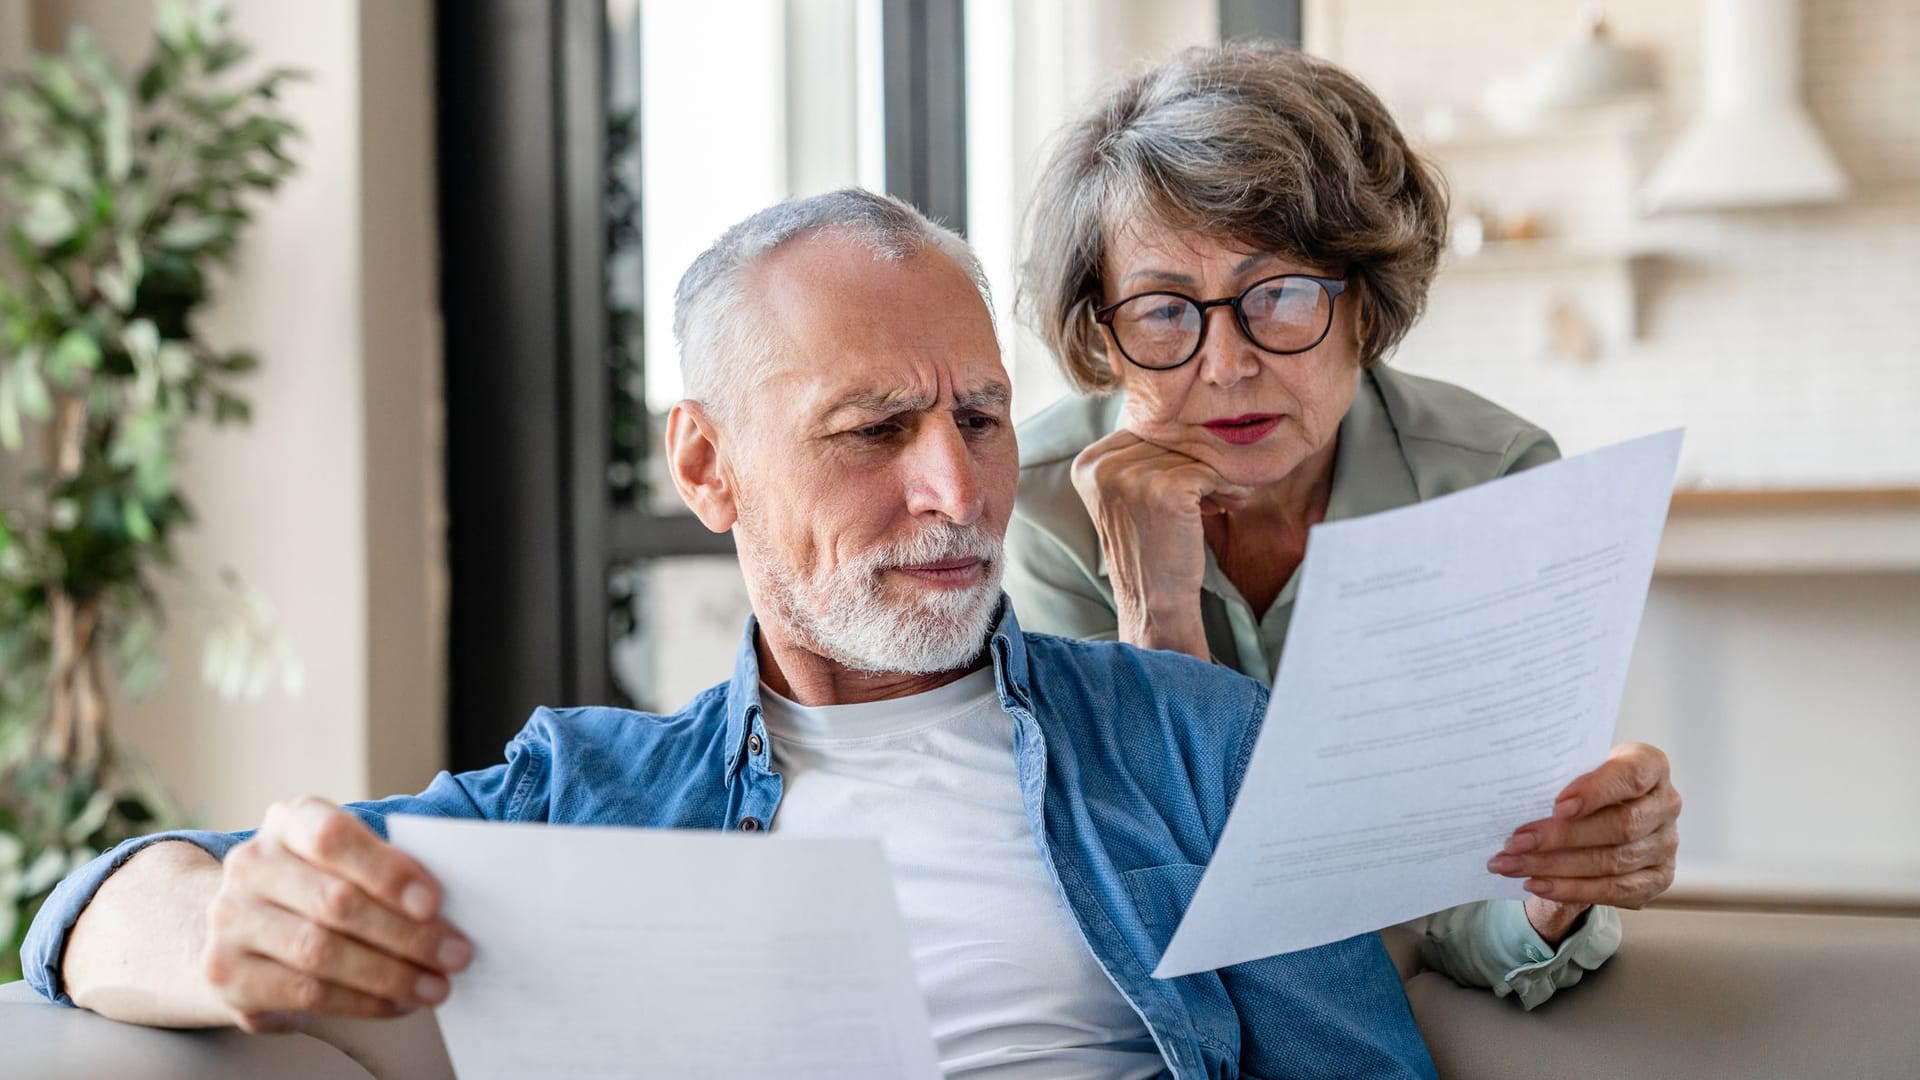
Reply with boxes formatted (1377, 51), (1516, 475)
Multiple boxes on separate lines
(3, 907), (1916, 1078)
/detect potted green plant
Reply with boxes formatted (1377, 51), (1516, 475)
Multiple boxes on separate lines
(0, 0), (302, 981)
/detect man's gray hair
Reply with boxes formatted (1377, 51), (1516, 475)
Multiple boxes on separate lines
(672, 188), (992, 418)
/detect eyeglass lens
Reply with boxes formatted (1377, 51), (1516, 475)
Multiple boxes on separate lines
(1109, 276), (1332, 368)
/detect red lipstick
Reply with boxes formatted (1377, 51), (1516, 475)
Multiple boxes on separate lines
(1201, 414), (1283, 446)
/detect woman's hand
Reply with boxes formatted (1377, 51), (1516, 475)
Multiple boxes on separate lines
(1489, 743), (1682, 944)
(1071, 428), (1252, 659)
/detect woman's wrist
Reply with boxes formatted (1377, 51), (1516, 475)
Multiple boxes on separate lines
(1117, 595), (1210, 660)
(1523, 896), (1590, 947)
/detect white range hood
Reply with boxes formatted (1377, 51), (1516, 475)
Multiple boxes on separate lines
(1640, 0), (1848, 213)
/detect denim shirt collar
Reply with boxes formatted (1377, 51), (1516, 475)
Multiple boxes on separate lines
(721, 595), (1035, 782)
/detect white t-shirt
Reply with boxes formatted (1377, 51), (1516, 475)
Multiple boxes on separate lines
(760, 669), (1165, 1079)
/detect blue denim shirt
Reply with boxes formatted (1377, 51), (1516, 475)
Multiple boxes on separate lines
(25, 601), (1436, 1079)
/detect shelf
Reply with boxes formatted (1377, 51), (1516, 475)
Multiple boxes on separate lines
(1411, 103), (1656, 156)
(1440, 241), (1650, 274)
(1662, 859), (1920, 911)
(1435, 241), (1653, 348)
(1669, 488), (1920, 511)
(1655, 488), (1920, 575)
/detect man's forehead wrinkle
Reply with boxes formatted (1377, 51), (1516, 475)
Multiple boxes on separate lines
(839, 388), (935, 412)
(825, 379), (1010, 417)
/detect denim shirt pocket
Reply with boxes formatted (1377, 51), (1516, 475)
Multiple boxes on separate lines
(1118, 863), (1207, 958)
(1118, 862), (1240, 1067)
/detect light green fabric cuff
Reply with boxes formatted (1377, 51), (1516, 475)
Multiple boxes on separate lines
(1420, 900), (1624, 1010)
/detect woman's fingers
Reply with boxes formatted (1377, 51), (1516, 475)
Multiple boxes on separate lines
(1506, 785), (1680, 853)
(1548, 743), (1671, 820)
(1522, 864), (1676, 909)
(1490, 824), (1677, 879)
(1486, 744), (1684, 914)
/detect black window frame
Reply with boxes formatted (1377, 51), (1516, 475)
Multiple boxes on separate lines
(436, 0), (976, 768)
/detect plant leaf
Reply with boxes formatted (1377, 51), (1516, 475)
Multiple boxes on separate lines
(20, 191), (78, 247)
(155, 0), (196, 49)
(63, 789), (115, 846)
(156, 342), (194, 384)
(13, 348), (51, 421)
(122, 319), (160, 365)
(47, 330), (101, 385)
(123, 499), (156, 542)
(18, 847), (67, 898)
(103, 78), (132, 184)
(0, 366), (20, 450)
(156, 214), (229, 252)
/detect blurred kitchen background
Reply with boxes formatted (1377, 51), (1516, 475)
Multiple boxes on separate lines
(1, 0), (1914, 913)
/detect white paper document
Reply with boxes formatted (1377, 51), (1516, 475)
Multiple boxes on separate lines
(387, 817), (941, 1080)
(1154, 429), (1683, 979)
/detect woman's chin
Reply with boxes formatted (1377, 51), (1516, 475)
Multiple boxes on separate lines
(1188, 445), (1304, 490)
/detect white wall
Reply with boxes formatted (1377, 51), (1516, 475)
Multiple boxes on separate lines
(12, 0), (444, 830)
(1306, 0), (1920, 901)
(966, 0), (1220, 420)
(1308, 0), (1920, 490)
(1620, 570), (1920, 901)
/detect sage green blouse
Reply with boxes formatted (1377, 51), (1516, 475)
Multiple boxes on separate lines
(1005, 365), (1621, 1009)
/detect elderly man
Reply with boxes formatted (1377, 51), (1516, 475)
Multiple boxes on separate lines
(31, 191), (1486, 1077)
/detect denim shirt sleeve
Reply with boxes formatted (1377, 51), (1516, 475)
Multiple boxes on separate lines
(1418, 899), (1623, 1010)
(21, 719), (553, 1006)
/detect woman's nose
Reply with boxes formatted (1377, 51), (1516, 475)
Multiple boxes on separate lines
(1195, 305), (1261, 388)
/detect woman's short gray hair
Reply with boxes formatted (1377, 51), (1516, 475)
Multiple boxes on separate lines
(673, 188), (991, 418)
(1019, 43), (1449, 393)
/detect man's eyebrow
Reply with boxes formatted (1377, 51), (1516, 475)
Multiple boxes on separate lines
(825, 383), (1010, 416)
(827, 389), (935, 415)
(956, 384), (1011, 409)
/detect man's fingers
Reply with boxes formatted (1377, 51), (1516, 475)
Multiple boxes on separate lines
(239, 838), (467, 975)
(1523, 864), (1675, 909)
(229, 895), (447, 1007)
(1507, 786), (1678, 852)
(1490, 825), (1677, 879)
(266, 798), (440, 921)
(204, 950), (410, 1033)
(1551, 743), (1669, 818)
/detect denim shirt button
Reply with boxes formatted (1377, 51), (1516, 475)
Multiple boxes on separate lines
(746, 733), (763, 755)
(737, 817), (762, 832)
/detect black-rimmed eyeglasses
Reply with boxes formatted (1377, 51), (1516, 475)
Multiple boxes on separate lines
(1093, 274), (1348, 371)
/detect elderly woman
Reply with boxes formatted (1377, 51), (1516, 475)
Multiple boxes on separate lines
(1005, 44), (1682, 1008)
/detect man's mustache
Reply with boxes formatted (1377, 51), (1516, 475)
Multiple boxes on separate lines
(860, 525), (1002, 575)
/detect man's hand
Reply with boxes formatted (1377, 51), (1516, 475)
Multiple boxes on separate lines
(203, 797), (472, 1033)
(1488, 743), (1682, 944)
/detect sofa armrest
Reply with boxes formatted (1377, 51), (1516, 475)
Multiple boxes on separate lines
(1407, 907), (1920, 1079)
(0, 980), (376, 1079)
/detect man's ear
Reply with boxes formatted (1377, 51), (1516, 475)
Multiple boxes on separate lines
(665, 400), (738, 534)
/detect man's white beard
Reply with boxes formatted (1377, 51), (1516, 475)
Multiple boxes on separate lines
(740, 518), (1004, 676)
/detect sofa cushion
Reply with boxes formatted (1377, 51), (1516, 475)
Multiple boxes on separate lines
(1407, 907), (1920, 1079)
